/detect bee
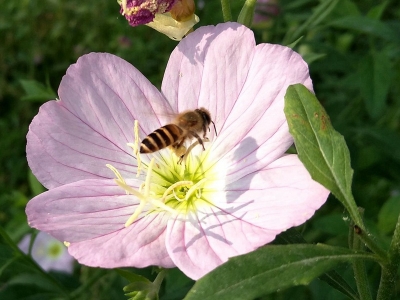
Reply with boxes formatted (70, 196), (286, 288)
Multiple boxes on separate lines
(140, 108), (216, 159)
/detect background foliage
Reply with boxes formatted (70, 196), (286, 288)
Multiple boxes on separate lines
(0, 0), (399, 299)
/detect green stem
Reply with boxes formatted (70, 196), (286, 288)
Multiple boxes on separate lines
(153, 269), (167, 291)
(346, 199), (365, 229)
(376, 214), (400, 300)
(353, 225), (388, 261)
(350, 222), (372, 300)
(346, 201), (387, 261)
(220, 0), (232, 22)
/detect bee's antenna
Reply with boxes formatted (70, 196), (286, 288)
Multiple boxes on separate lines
(211, 120), (217, 136)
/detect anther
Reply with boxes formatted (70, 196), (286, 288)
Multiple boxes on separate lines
(162, 181), (193, 201)
(184, 178), (208, 201)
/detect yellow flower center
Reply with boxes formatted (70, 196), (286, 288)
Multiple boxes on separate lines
(107, 121), (223, 228)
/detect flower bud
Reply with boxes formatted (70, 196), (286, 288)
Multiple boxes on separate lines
(118, 0), (199, 40)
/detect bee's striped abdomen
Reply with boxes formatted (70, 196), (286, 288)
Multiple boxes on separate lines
(140, 124), (183, 154)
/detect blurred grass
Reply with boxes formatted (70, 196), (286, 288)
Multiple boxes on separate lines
(0, 0), (400, 299)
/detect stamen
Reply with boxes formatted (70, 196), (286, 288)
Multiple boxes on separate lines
(125, 199), (147, 227)
(115, 179), (146, 200)
(139, 182), (145, 193)
(196, 189), (202, 198)
(64, 241), (70, 247)
(149, 199), (177, 215)
(173, 188), (185, 202)
(124, 158), (156, 227)
(106, 164), (128, 194)
(127, 120), (142, 177)
(144, 158), (155, 196)
(185, 178), (208, 201)
(162, 180), (193, 200)
(178, 137), (210, 164)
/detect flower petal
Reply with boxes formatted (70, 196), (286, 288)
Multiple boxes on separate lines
(26, 179), (174, 268)
(27, 53), (172, 189)
(211, 43), (312, 171)
(165, 209), (277, 280)
(162, 22), (255, 115)
(222, 154), (329, 230)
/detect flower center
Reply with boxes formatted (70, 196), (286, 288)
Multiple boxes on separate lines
(107, 121), (222, 227)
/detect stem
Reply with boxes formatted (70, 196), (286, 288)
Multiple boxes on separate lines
(153, 269), (167, 291)
(350, 222), (372, 300)
(347, 205), (387, 261)
(376, 214), (400, 300)
(220, 0), (232, 22)
(353, 225), (388, 261)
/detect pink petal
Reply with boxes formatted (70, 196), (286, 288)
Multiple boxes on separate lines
(211, 43), (312, 178)
(222, 154), (329, 229)
(26, 179), (174, 268)
(162, 23), (255, 116)
(165, 209), (277, 280)
(27, 53), (173, 189)
(165, 155), (328, 279)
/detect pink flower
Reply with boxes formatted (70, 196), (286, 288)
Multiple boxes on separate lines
(19, 231), (74, 273)
(26, 22), (329, 280)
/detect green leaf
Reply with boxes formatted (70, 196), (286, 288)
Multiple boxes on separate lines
(286, 36), (303, 49)
(124, 281), (158, 300)
(19, 79), (56, 102)
(367, 1), (389, 20)
(284, 0), (340, 44)
(116, 269), (151, 283)
(284, 84), (361, 226)
(28, 170), (46, 196)
(121, 269), (167, 300)
(358, 53), (392, 119)
(329, 16), (400, 43)
(237, 0), (257, 28)
(302, 52), (326, 65)
(184, 244), (375, 300)
(274, 229), (358, 300)
(378, 195), (400, 234)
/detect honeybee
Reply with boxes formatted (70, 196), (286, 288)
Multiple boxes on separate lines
(140, 108), (216, 159)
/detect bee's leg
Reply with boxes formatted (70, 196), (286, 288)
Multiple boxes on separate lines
(173, 137), (186, 150)
(169, 138), (186, 157)
(202, 125), (208, 138)
(190, 132), (206, 150)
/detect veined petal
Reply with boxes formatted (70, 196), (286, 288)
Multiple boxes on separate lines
(212, 43), (312, 184)
(27, 53), (173, 189)
(26, 179), (174, 268)
(222, 155), (329, 229)
(162, 23), (255, 115)
(165, 209), (277, 280)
